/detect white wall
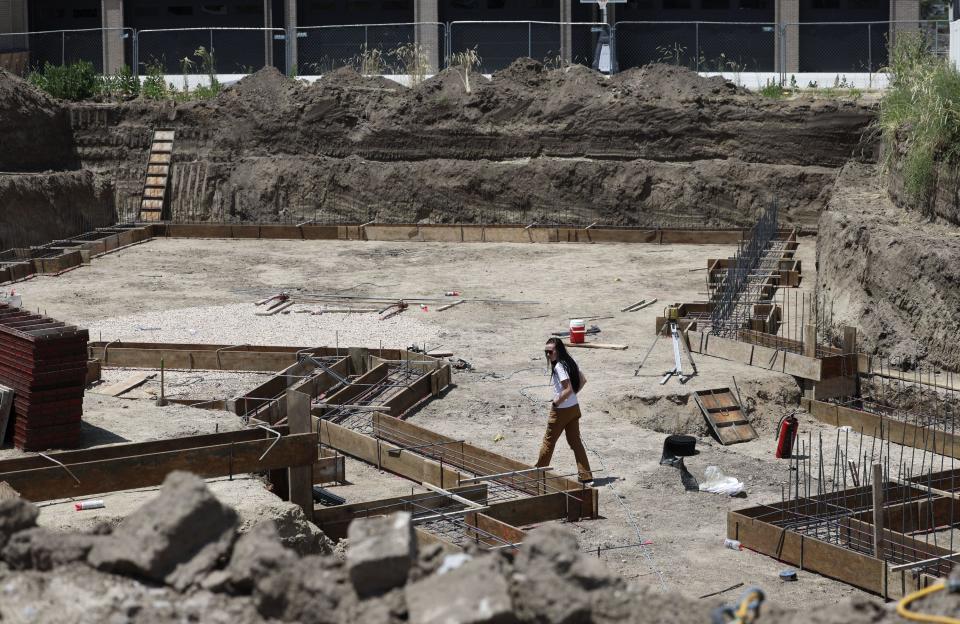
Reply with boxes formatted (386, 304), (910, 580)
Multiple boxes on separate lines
(952, 19), (960, 70)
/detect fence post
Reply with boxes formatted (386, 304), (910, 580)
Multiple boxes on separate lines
(695, 22), (699, 72)
(610, 24), (620, 73)
(364, 24), (368, 51)
(528, 21), (532, 59)
(61, 30), (66, 65)
(868, 23), (872, 84)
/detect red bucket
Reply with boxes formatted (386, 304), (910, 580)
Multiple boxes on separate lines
(569, 319), (586, 344)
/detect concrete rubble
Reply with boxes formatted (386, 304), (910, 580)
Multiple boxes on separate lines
(0, 470), (950, 623)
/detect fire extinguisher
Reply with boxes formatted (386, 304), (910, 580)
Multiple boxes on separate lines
(775, 413), (799, 459)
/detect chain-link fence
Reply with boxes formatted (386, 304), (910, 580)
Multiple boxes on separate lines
(790, 21), (948, 73)
(448, 21), (607, 73)
(0, 20), (952, 79)
(136, 28), (282, 75)
(297, 23), (445, 74)
(0, 27), (133, 74)
(615, 21), (777, 72)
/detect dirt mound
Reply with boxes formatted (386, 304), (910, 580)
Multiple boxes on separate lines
(317, 66), (403, 92)
(216, 66), (306, 111)
(612, 63), (748, 100)
(0, 69), (75, 171)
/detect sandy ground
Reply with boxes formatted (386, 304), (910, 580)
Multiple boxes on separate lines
(3, 235), (909, 609)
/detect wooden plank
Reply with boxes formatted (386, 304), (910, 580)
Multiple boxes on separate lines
(382, 371), (434, 417)
(0, 433), (319, 502)
(562, 342), (628, 350)
(728, 511), (885, 595)
(287, 390), (315, 521)
(0, 385), (11, 445)
(805, 399), (960, 460)
(313, 485), (487, 539)
(0, 427), (288, 473)
(322, 363), (389, 407)
(91, 372), (156, 397)
(694, 389), (756, 445)
(464, 511), (527, 550)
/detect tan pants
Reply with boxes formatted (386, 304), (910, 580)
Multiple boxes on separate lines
(536, 404), (592, 481)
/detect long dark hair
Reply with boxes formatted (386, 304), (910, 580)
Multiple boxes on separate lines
(546, 337), (582, 392)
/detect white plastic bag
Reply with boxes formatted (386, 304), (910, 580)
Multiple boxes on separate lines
(699, 466), (745, 496)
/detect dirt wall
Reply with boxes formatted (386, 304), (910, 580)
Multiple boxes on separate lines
(816, 162), (960, 370)
(0, 171), (116, 250)
(164, 155), (835, 227)
(0, 69), (75, 171)
(887, 144), (960, 225)
(67, 63), (875, 227)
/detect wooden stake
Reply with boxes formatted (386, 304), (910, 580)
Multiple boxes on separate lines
(287, 389), (314, 522)
(872, 463), (884, 560)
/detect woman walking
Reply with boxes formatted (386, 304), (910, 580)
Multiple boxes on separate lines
(536, 337), (593, 484)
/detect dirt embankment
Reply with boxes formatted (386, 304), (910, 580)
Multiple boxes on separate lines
(887, 144), (960, 225)
(0, 69), (75, 172)
(0, 170), (115, 250)
(67, 62), (875, 227)
(817, 161), (960, 370)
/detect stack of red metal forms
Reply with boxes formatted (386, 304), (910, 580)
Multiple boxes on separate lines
(0, 304), (88, 451)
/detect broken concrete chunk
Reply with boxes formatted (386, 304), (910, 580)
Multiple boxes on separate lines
(165, 525), (237, 592)
(1, 527), (102, 571)
(225, 521), (296, 594)
(512, 525), (623, 624)
(346, 511), (416, 598)
(254, 555), (354, 623)
(0, 497), (39, 549)
(88, 471), (239, 584)
(406, 554), (517, 624)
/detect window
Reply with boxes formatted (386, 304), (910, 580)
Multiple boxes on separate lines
(348, 0), (372, 9)
(168, 6), (194, 16)
(237, 4), (261, 13)
(201, 4), (228, 14)
(663, 0), (692, 8)
(452, 0), (479, 8)
(701, 0), (729, 8)
(73, 8), (98, 18)
(134, 6), (160, 15)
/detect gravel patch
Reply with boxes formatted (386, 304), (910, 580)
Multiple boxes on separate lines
(86, 303), (442, 349)
(94, 368), (275, 401)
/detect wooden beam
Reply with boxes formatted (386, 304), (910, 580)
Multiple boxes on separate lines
(0, 433), (319, 502)
(313, 484), (488, 539)
(287, 389), (315, 522)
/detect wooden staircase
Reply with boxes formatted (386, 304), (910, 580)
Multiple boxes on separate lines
(138, 129), (174, 222)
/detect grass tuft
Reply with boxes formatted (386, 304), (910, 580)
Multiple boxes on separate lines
(877, 33), (960, 205)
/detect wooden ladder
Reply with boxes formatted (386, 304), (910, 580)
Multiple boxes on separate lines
(138, 129), (174, 222)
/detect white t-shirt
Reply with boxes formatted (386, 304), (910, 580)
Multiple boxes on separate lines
(551, 362), (579, 409)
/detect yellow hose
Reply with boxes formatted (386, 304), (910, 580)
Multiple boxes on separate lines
(897, 582), (960, 624)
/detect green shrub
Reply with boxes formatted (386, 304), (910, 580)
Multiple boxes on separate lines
(27, 61), (98, 101)
(877, 33), (960, 204)
(758, 79), (786, 99)
(142, 62), (167, 100)
(98, 65), (140, 99)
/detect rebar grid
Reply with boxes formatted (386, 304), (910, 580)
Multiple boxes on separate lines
(709, 199), (780, 338)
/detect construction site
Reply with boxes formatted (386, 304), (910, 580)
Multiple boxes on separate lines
(2, 34), (960, 623)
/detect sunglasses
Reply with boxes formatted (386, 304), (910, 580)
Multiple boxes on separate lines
(544, 349), (555, 355)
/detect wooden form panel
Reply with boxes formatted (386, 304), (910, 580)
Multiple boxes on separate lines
(313, 485), (488, 539)
(728, 510), (886, 595)
(688, 330), (822, 381)
(0, 431), (321, 502)
(804, 399), (960, 460)
(317, 418), (466, 488)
